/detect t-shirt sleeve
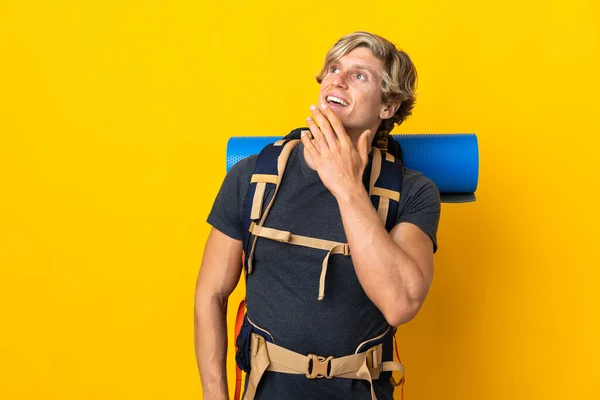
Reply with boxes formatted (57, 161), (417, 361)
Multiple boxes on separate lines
(397, 174), (441, 253)
(206, 156), (257, 241)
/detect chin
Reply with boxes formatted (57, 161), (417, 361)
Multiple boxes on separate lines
(329, 107), (348, 120)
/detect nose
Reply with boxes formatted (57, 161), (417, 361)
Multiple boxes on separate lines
(332, 70), (349, 89)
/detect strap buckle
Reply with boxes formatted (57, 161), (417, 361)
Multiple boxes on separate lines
(306, 354), (334, 379)
(365, 346), (383, 380)
(342, 244), (350, 256)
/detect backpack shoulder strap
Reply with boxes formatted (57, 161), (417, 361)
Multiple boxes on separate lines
(242, 137), (303, 274)
(369, 147), (404, 232)
(373, 134), (404, 163)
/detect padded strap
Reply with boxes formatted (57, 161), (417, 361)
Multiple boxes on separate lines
(247, 140), (301, 274)
(369, 148), (402, 228)
(371, 187), (400, 202)
(369, 148), (382, 197)
(377, 197), (389, 226)
(369, 148), (387, 226)
(250, 182), (267, 220)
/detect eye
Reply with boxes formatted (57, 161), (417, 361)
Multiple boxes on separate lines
(330, 65), (340, 73)
(356, 73), (366, 81)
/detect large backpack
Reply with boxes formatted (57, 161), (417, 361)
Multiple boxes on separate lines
(234, 127), (406, 399)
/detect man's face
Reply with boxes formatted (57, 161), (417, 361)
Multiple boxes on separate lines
(318, 47), (394, 139)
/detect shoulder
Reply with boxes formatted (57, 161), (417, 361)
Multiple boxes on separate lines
(401, 168), (439, 195)
(395, 167), (441, 252)
(228, 154), (258, 178)
(218, 154), (259, 208)
(399, 167), (441, 214)
(226, 154), (259, 191)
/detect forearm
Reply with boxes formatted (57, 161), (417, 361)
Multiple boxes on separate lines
(337, 185), (426, 325)
(194, 294), (229, 400)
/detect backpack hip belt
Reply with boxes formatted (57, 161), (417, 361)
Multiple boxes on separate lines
(243, 329), (405, 400)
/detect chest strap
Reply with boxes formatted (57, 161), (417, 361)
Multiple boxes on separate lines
(243, 332), (404, 400)
(249, 222), (350, 300)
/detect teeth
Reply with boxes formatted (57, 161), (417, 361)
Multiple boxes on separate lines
(326, 96), (349, 106)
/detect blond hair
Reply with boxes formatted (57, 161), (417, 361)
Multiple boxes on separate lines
(316, 31), (418, 138)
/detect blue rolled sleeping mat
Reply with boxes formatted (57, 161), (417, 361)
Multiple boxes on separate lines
(226, 133), (479, 203)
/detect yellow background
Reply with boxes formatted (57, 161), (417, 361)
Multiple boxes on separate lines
(1, 0), (599, 399)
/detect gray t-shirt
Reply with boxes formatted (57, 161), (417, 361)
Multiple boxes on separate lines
(207, 142), (441, 400)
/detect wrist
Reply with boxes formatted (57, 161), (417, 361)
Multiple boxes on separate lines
(335, 182), (369, 206)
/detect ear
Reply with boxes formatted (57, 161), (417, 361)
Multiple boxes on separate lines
(380, 101), (400, 120)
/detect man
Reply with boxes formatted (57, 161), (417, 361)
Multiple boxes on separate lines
(195, 31), (441, 400)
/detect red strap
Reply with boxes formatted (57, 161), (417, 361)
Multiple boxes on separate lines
(394, 336), (402, 364)
(233, 298), (246, 400)
(234, 366), (242, 400)
(233, 251), (248, 400)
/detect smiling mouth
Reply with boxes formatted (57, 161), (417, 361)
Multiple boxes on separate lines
(326, 95), (349, 107)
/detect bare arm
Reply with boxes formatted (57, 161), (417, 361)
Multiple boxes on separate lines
(194, 228), (243, 400)
(301, 103), (435, 326)
(336, 188), (434, 326)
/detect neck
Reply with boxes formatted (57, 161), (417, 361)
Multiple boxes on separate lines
(346, 123), (378, 144)
(346, 129), (362, 147)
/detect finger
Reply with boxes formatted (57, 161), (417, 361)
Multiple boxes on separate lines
(301, 129), (313, 140)
(310, 104), (339, 151)
(319, 103), (351, 147)
(301, 126), (318, 151)
(301, 130), (320, 166)
(306, 115), (328, 153)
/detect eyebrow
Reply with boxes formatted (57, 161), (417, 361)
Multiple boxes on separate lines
(352, 64), (375, 73)
(331, 62), (375, 73)
(329, 62), (379, 78)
